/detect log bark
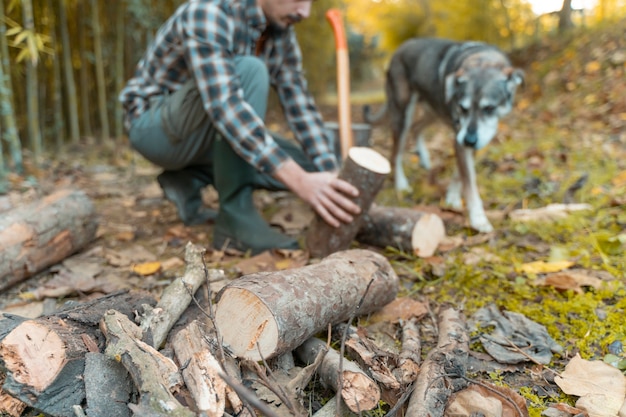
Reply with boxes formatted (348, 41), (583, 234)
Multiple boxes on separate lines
(356, 205), (445, 257)
(0, 374), (26, 417)
(0, 291), (155, 417)
(214, 249), (398, 361)
(306, 147), (390, 258)
(0, 188), (98, 291)
(295, 337), (380, 413)
(101, 310), (195, 417)
(405, 307), (469, 417)
(171, 320), (226, 417)
(140, 242), (223, 349)
(83, 352), (134, 417)
(395, 318), (422, 385)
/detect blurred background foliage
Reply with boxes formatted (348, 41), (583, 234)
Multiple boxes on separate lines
(1, 0), (626, 184)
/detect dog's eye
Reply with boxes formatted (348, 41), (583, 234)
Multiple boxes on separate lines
(458, 104), (470, 116)
(483, 105), (496, 115)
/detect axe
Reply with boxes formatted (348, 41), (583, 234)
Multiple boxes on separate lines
(325, 9), (353, 161)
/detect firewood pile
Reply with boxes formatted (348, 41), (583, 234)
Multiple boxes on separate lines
(0, 242), (528, 417)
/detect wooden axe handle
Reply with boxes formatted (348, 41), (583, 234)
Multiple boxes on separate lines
(326, 9), (353, 161)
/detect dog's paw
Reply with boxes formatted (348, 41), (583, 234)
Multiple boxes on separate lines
(445, 193), (463, 210)
(394, 175), (413, 194)
(470, 212), (494, 233)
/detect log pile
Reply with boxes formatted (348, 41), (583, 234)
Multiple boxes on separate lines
(0, 242), (477, 417)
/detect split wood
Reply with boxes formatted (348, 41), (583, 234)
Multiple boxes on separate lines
(306, 147), (390, 258)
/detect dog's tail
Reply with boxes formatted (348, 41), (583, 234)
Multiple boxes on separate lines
(362, 102), (388, 125)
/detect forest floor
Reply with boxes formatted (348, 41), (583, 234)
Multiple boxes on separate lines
(2, 22), (626, 417)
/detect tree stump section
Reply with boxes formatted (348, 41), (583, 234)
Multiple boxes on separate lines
(214, 249), (399, 361)
(356, 205), (446, 257)
(0, 188), (98, 291)
(306, 147), (390, 258)
(0, 291), (156, 417)
(295, 337), (380, 413)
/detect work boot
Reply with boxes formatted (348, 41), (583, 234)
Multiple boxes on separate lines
(157, 167), (216, 226)
(211, 137), (299, 254)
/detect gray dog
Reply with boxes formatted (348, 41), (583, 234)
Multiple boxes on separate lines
(365, 38), (524, 233)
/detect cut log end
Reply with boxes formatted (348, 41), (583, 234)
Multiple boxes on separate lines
(411, 213), (446, 258)
(341, 370), (380, 412)
(214, 287), (279, 361)
(348, 147), (391, 175)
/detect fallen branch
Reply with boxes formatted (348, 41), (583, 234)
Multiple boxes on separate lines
(405, 307), (469, 417)
(100, 310), (194, 417)
(295, 336), (381, 413)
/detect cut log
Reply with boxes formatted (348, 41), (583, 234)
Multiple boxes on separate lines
(295, 337), (380, 413)
(101, 310), (194, 417)
(306, 147), (390, 258)
(0, 188), (98, 291)
(215, 249), (398, 361)
(395, 318), (421, 385)
(356, 205), (445, 257)
(171, 321), (226, 417)
(140, 242), (223, 349)
(405, 307), (469, 417)
(0, 291), (156, 417)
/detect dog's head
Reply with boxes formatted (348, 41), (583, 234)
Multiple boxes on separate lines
(445, 65), (524, 150)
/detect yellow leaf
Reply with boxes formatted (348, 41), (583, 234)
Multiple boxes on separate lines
(519, 260), (574, 275)
(131, 261), (162, 276)
(584, 60), (601, 74)
(611, 171), (626, 187)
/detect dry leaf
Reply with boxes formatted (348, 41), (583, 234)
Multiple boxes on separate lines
(446, 383), (529, 417)
(536, 270), (604, 293)
(131, 261), (162, 276)
(235, 250), (308, 275)
(368, 297), (428, 324)
(554, 353), (626, 417)
(519, 260), (574, 275)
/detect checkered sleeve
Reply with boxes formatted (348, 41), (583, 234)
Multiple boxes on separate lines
(181, 3), (289, 174)
(273, 31), (339, 172)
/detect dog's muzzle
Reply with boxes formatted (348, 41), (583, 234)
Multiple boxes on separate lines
(463, 127), (478, 147)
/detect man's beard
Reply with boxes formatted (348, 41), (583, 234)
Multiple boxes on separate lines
(267, 13), (302, 33)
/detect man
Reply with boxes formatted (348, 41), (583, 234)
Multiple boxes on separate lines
(120, 0), (360, 254)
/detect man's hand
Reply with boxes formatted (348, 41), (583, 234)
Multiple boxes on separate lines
(274, 159), (360, 228)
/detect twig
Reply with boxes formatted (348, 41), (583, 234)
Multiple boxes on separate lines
(251, 349), (300, 416)
(385, 383), (416, 417)
(219, 372), (282, 417)
(336, 278), (374, 417)
(503, 336), (562, 377)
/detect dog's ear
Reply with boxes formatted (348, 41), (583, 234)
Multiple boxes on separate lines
(445, 72), (468, 104)
(506, 68), (525, 91)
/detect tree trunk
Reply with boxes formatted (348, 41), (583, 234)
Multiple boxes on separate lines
(91, 0), (110, 141)
(0, 188), (99, 291)
(22, 0), (43, 159)
(306, 147), (390, 258)
(47, 0), (66, 149)
(356, 205), (446, 257)
(558, 0), (574, 33)
(0, 291), (156, 417)
(215, 249), (398, 361)
(77, 1), (93, 143)
(59, 0), (80, 145)
(114, 0), (126, 142)
(295, 337), (381, 413)
(0, 0), (23, 174)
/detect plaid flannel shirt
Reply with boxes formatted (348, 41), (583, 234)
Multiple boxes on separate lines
(119, 0), (338, 174)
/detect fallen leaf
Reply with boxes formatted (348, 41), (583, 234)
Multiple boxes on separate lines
(519, 260), (574, 275)
(131, 261), (162, 276)
(235, 249), (308, 275)
(368, 297), (428, 324)
(554, 353), (626, 417)
(445, 383), (528, 417)
(536, 270), (604, 293)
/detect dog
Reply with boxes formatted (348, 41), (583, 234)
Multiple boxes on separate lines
(364, 37), (524, 233)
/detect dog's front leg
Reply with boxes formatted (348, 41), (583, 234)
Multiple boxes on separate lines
(455, 144), (493, 233)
